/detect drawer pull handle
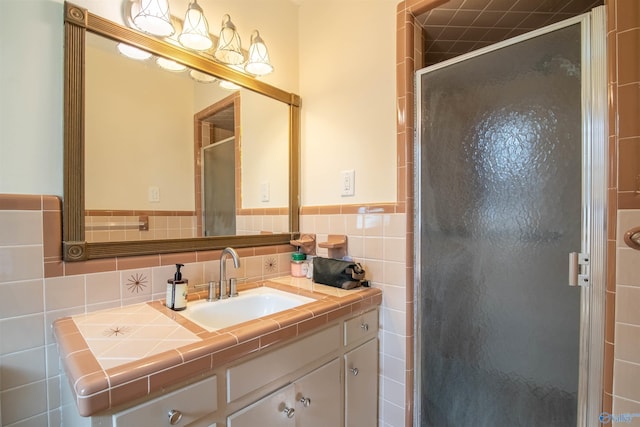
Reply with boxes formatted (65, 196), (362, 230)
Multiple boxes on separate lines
(168, 409), (183, 425)
(300, 396), (312, 407)
(350, 367), (359, 376)
(283, 406), (295, 418)
(361, 323), (369, 331)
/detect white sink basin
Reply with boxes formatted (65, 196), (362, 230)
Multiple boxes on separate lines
(180, 286), (315, 331)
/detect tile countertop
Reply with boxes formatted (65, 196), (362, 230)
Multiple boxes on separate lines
(53, 276), (382, 417)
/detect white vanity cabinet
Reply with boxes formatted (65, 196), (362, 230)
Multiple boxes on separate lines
(226, 309), (378, 427)
(226, 324), (340, 403)
(343, 310), (379, 427)
(108, 375), (217, 427)
(345, 339), (378, 427)
(227, 359), (341, 427)
(227, 384), (296, 427)
(86, 308), (379, 427)
(294, 358), (342, 426)
(344, 309), (379, 346)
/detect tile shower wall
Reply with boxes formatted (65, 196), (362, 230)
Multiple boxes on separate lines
(608, 0), (640, 424)
(397, 1), (638, 426)
(300, 208), (407, 426)
(0, 194), (292, 426)
(613, 210), (640, 423)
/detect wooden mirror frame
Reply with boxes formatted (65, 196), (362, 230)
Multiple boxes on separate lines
(63, 2), (300, 261)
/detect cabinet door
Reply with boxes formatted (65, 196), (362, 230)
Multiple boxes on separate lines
(227, 384), (296, 427)
(112, 376), (217, 427)
(345, 339), (378, 427)
(295, 358), (341, 427)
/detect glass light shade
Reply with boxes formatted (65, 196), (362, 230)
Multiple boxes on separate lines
(190, 69), (216, 83)
(117, 43), (153, 60)
(178, 0), (213, 51)
(213, 15), (245, 65)
(245, 31), (273, 76)
(156, 57), (187, 72)
(219, 80), (241, 90)
(133, 0), (175, 37)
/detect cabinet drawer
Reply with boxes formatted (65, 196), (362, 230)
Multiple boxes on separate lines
(344, 309), (378, 346)
(227, 324), (339, 402)
(112, 376), (217, 427)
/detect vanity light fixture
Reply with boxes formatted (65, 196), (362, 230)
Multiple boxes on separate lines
(156, 57), (187, 72)
(219, 80), (241, 90)
(189, 69), (216, 83)
(133, 0), (175, 37)
(213, 14), (245, 65)
(128, 1), (274, 75)
(116, 43), (153, 60)
(178, 0), (212, 51)
(245, 31), (273, 76)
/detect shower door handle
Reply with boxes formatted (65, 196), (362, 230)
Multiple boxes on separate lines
(568, 252), (590, 287)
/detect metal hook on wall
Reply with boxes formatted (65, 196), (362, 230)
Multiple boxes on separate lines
(623, 226), (640, 250)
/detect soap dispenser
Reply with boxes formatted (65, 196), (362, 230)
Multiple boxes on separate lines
(166, 263), (188, 311)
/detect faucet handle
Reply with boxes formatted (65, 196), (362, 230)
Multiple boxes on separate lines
(207, 281), (217, 302)
(193, 282), (217, 302)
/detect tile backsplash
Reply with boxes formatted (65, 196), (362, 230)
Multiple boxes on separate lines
(85, 211), (197, 242)
(0, 194), (294, 425)
(0, 194), (405, 426)
(300, 206), (408, 425)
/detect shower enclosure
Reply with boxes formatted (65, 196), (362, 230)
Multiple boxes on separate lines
(415, 9), (606, 427)
(203, 137), (236, 236)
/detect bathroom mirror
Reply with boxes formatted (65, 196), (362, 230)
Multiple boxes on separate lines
(63, 2), (300, 261)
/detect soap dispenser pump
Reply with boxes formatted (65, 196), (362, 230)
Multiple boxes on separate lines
(166, 263), (188, 311)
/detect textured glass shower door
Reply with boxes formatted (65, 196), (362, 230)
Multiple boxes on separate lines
(416, 23), (584, 426)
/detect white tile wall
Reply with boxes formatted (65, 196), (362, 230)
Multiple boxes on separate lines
(4, 204), (637, 427)
(0, 208), (311, 426)
(612, 210), (640, 425)
(302, 211), (408, 426)
(0, 209), (50, 425)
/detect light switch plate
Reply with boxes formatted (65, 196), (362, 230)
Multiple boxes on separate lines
(148, 186), (160, 202)
(260, 182), (270, 202)
(341, 170), (355, 197)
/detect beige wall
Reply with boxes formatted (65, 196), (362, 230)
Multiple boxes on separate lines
(241, 91), (290, 208)
(0, 0), (64, 196)
(84, 43), (290, 211)
(299, 0), (399, 206)
(1, 0), (636, 427)
(85, 38), (195, 210)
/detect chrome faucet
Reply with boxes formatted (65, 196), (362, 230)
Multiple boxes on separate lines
(219, 247), (241, 299)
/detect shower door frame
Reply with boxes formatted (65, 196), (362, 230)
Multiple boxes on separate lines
(413, 8), (607, 427)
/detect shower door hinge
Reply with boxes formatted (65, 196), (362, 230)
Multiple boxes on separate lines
(568, 252), (590, 287)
